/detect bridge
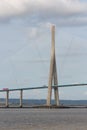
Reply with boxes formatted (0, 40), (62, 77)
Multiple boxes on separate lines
(0, 83), (87, 108)
(0, 25), (87, 108)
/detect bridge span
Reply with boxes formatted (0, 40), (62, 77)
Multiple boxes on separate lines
(0, 83), (87, 108)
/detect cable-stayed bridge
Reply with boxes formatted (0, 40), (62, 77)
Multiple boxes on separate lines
(0, 83), (87, 108)
(0, 25), (87, 108)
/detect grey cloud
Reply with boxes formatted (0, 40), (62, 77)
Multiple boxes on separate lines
(0, 0), (87, 26)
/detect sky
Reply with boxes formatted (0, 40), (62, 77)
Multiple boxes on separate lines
(0, 0), (87, 100)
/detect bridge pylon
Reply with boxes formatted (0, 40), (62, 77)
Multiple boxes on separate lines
(47, 25), (59, 106)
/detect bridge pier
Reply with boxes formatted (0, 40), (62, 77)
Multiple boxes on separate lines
(6, 90), (9, 107)
(20, 89), (23, 107)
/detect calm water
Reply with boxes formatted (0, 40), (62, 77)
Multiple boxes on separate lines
(1, 99), (87, 106)
(0, 108), (87, 130)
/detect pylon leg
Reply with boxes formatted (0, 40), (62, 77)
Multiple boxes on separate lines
(53, 58), (59, 106)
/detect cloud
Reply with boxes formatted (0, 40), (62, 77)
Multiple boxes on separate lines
(54, 16), (87, 26)
(0, 0), (87, 26)
(26, 22), (52, 39)
(28, 27), (39, 39)
(0, 0), (87, 17)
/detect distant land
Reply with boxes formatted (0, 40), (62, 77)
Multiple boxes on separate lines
(0, 98), (87, 106)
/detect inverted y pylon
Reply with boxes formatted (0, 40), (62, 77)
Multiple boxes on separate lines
(47, 25), (59, 106)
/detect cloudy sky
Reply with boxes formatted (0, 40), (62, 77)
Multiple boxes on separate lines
(0, 0), (87, 100)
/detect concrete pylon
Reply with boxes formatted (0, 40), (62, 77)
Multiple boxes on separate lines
(6, 90), (9, 107)
(47, 25), (59, 106)
(20, 89), (23, 108)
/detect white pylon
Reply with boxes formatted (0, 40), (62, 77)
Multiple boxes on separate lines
(47, 25), (59, 106)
